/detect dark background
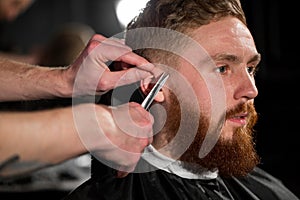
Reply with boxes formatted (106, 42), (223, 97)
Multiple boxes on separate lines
(0, 0), (299, 199)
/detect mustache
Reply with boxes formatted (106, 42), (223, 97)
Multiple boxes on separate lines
(226, 102), (255, 119)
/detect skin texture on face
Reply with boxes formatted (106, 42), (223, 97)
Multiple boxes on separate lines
(190, 16), (260, 139)
(0, 0), (33, 21)
(150, 16), (261, 177)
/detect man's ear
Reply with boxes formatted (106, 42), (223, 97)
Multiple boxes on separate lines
(140, 78), (165, 103)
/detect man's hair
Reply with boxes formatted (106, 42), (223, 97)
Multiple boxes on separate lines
(128, 0), (246, 32)
(125, 0), (246, 64)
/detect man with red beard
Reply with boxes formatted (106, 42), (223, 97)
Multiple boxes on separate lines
(63, 0), (299, 199)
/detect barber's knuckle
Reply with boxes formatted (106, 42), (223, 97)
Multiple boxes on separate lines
(140, 113), (155, 125)
(138, 137), (151, 148)
(91, 34), (105, 41)
(129, 102), (142, 110)
(88, 38), (101, 49)
(98, 79), (110, 90)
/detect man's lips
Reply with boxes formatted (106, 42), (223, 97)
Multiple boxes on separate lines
(227, 113), (248, 125)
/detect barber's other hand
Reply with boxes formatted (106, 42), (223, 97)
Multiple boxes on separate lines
(73, 102), (154, 178)
(67, 34), (157, 96)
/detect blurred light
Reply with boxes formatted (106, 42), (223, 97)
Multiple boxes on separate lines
(116, 0), (148, 28)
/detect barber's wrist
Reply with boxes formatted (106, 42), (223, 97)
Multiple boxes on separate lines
(53, 105), (88, 163)
(55, 66), (75, 98)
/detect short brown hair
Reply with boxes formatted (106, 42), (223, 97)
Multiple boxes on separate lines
(127, 0), (246, 32)
(125, 0), (246, 65)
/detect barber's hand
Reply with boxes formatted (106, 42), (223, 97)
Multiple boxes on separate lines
(97, 102), (154, 178)
(67, 34), (159, 96)
(73, 102), (154, 178)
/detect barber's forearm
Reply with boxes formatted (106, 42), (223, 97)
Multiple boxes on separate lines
(0, 107), (87, 177)
(0, 58), (73, 101)
(0, 52), (37, 64)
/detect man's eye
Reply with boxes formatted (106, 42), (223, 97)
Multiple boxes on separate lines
(247, 66), (257, 76)
(215, 66), (228, 74)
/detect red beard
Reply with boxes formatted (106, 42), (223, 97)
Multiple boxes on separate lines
(152, 92), (260, 177)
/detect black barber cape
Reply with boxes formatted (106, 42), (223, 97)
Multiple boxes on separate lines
(64, 145), (299, 200)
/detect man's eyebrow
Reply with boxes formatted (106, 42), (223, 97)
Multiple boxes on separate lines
(248, 53), (261, 64)
(210, 53), (261, 64)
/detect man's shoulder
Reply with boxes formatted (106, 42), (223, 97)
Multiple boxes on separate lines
(230, 166), (300, 200)
(248, 166), (290, 186)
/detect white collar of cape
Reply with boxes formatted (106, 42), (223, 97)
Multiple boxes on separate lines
(141, 144), (218, 180)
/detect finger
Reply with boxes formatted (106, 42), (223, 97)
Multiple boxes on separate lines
(99, 68), (153, 91)
(90, 38), (156, 74)
(117, 53), (164, 78)
(91, 36), (163, 77)
(128, 102), (155, 126)
(116, 51), (152, 68)
(90, 34), (107, 42)
(84, 35), (131, 62)
(115, 156), (137, 176)
(92, 35), (132, 53)
(89, 34), (128, 48)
